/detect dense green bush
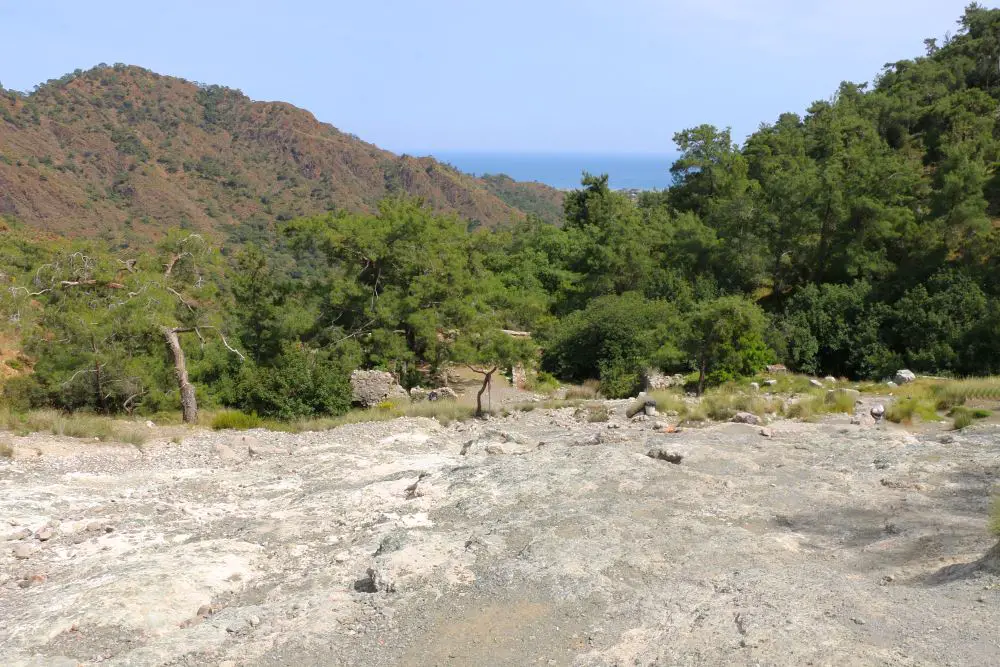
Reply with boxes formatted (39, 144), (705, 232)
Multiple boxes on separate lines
(541, 292), (683, 395)
(224, 345), (352, 420)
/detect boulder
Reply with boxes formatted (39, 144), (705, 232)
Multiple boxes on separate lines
(409, 386), (428, 402)
(749, 382), (760, 392)
(763, 379), (778, 387)
(809, 379), (824, 389)
(825, 388), (861, 404)
(646, 448), (683, 464)
(643, 369), (686, 391)
(894, 369), (916, 385)
(13, 543), (34, 559)
(824, 376), (837, 384)
(731, 412), (762, 426)
(766, 364), (788, 374)
(427, 386), (458, 402)
(350, 370), (408, 408)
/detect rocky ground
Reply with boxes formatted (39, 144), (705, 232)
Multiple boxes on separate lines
(2, 397), (1000, 666)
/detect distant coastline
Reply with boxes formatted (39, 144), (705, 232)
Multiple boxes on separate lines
(425, 152), (678, 191)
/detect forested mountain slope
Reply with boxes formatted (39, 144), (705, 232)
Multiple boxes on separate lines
(3, 6), (1000, 421)
(0, 65), (563, 241)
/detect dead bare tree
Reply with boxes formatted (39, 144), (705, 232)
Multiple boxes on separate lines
(466, 364), (498, 418)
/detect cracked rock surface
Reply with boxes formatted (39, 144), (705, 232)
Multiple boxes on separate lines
(2, 405), (999, 665)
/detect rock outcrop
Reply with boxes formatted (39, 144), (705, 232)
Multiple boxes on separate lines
(350, 370), (408, 407)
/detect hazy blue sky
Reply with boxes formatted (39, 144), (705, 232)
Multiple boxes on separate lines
(0, 0), (977, 154)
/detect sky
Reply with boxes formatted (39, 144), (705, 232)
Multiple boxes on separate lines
(0, 0), (980, 154)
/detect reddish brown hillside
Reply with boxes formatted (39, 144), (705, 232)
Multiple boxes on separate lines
(0, 65), (563, 242)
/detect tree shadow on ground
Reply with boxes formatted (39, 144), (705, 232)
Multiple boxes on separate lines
(926, 540), (1000, 585)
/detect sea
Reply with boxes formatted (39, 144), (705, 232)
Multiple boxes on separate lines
(427, 152), (678, 191)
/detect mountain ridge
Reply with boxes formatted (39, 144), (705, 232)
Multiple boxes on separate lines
(0, 65), (564, 242)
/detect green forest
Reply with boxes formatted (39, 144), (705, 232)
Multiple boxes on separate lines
(3, 5), (1000, 421)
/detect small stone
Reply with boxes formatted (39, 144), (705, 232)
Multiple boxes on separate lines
(35, 526), (55, 542)
(226, 622), (243, 634)
(8, 527), (31, 541)
(763, 379), (777, 387)
(824, 376), (837, 384)
(646, 448), (683, 464)
(759, 427), (773, 438)
(851, 617), (865, 625)
(484, 444), (508, 455)
(13, 543), (34, 559)
(809, 379), (824, 388)
(643, 404), (658, 417)
(145, 420), (156, 429)
(749, 382), (760, 392)
(249, 615), (261, 627)
(335, 552), (349, 563)
(18, 572), (46, 588)
(196, 604), (213, 617)
(86, 521), (102, 533)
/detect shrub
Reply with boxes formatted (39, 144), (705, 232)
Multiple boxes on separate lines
(953, 411), (974, 430)
(542, 292), (683, 385)
(786, 396), (825, 421)
(565, 381), (600, 400)
(825, 390), (858, 414)
(598, 358), (641, 399)
(886, 397), (939, 424)
(2, 375), (48, 412)
(702, 390), (782, 421)
(529, 371), (561, 394)
(584, 405), (611, 422)
(211, 410), (263, 430)
(949, 405), (991, 430)
(226, 344), (352, 420)
(650, 391), (686, 415)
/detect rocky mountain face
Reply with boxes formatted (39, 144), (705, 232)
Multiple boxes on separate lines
(0, 66), (563, 242)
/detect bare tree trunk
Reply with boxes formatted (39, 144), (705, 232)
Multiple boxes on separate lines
(163, 327), (197, 423)
(91, 335), (107, 414)
(473, 366), (498, 418)
(697, 356), (707, 396)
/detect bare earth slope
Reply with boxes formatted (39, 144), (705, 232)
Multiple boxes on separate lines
(0, 66), (564, 240)
(2, 404), (999, 666)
